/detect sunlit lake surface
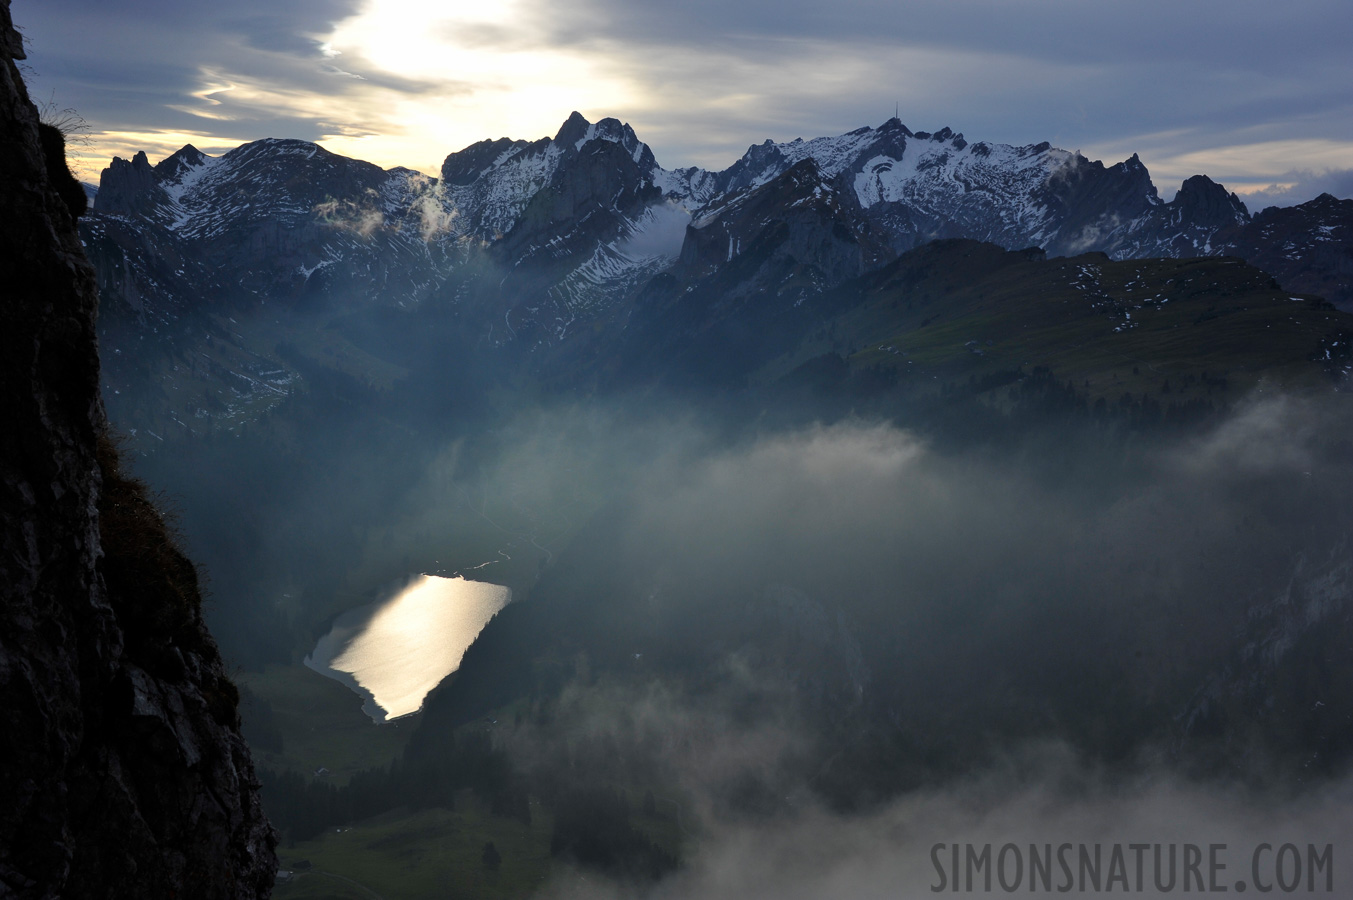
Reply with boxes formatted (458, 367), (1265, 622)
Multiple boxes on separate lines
(305, 575), (510, 722)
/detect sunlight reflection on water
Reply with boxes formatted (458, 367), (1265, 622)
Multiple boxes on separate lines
(305, 574), (510, 722)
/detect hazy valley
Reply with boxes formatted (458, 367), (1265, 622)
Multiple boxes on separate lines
(67, 103), (1353, 896)
(25, 92), (1353, 898)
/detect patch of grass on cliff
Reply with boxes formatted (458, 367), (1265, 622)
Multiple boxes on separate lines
(97, 431), (240, 724)
(97, 431), (202, 642)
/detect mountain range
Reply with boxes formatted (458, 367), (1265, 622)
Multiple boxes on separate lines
(84, 112), (1353, 439)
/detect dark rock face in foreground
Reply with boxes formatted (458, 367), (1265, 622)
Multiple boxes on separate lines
(0, 2), (276, 896)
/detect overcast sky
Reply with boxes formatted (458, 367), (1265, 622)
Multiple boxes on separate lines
(17, 0), (1353, 205)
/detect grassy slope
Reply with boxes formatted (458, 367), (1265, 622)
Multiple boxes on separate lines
(273, 798), (553, 900)
(238, 664), (412, 783)
(761, 242), (1352, 403)
(267, 760), (685, 900)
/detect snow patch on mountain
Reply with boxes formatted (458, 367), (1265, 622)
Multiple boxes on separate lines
(547, 238), (673, 336)
(158, 151), (225, 233)
(777, 127), (883, 181)
(853, 139), (1070, 213)
(448, 142), (564, 239)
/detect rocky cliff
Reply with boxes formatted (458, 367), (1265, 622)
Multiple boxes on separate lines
(0, 3), (277, 896)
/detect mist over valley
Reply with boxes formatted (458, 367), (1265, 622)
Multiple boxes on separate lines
(14, 55), (1353, 895)
(81, 113), (1353, 897)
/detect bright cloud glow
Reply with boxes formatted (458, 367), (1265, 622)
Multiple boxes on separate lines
(68, 130), (250, 182)
(1085, 132), (1353, 198)
(316, 0), (643, 172)
(1156, 139), (1353, 192)
(20, 0), (1353, 202)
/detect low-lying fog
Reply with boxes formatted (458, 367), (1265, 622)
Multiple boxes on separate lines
(143, 375), (1353, 895)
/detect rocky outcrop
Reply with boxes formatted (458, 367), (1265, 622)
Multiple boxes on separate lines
(1112, 173), (1250, 259)
(95, 150), (167, 219)
(0, 3), (276, 896)
(93, 135), (455, 312)
(679, 158), (872, 285)
(441, 135), (544, 186)
(496, 123), (662, 267)
(1217, 193), (1353, 310)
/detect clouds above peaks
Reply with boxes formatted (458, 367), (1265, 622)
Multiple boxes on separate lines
(18, 0), (428, 176)
(16, 0), (1353, 191)
(1242, 168), (1353, 208)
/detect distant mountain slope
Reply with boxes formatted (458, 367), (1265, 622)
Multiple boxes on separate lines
(610, 238), (1353, 402)
(801, 241), (1350, 401)
(88, 112), (1352, 332)
(1216, 193), (1353, 309)
(82, 113), (1353, 444)
(96, 139), (455, 308)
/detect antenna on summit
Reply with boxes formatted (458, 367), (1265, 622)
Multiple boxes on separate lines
(894, 101), (899, 120)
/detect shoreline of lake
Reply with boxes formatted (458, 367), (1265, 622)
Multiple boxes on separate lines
(304, 574), (510, 723)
